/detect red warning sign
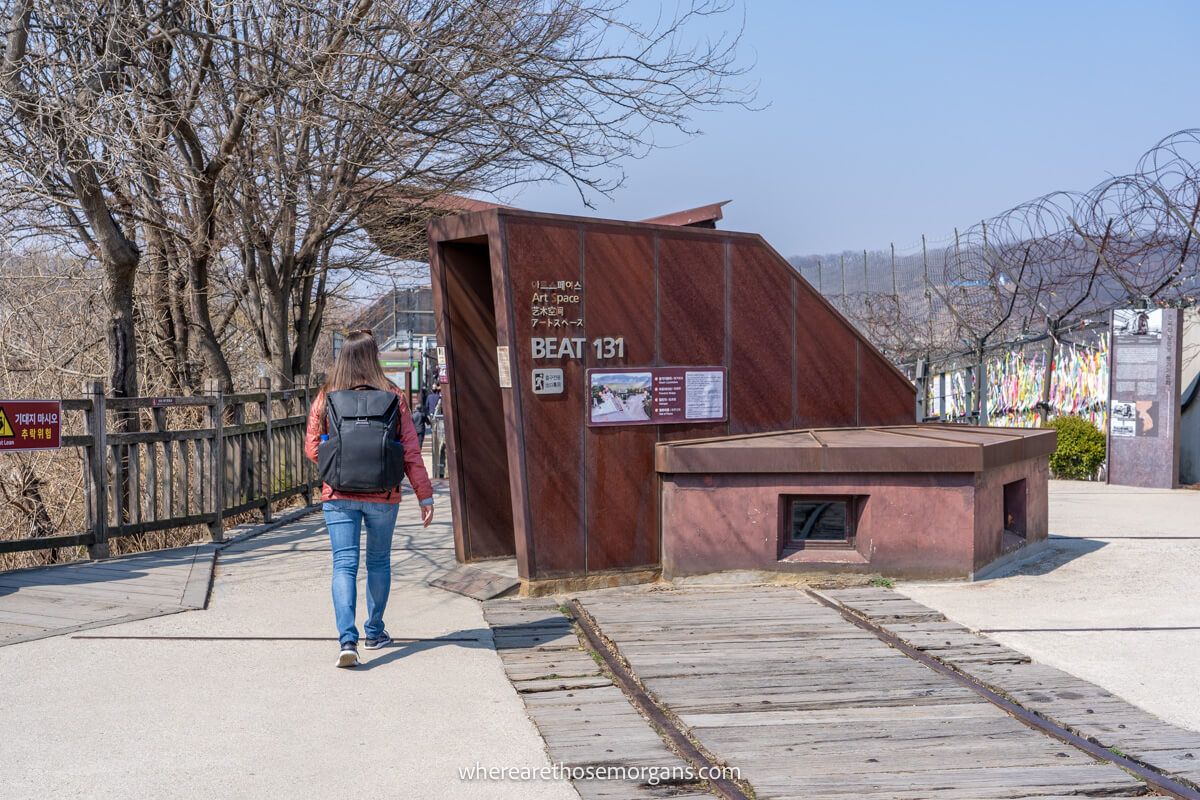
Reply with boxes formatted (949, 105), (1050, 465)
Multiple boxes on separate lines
(0, 400), (62, 451)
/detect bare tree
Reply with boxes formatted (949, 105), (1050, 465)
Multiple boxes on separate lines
(0, 0), (407, 396)
(217, 0), (750, 385)
(0, 0), (144, 402)
(1, 0), (749, 394)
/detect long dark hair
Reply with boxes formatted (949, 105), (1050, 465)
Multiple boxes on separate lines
(323, 330), (393, 394)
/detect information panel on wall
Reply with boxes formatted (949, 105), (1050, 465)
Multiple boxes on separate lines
(587, 367), (727, 427)
(1108, 307), (1181, 488)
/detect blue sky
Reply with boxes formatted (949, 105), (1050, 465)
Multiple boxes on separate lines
(505, 1), (1199, 257)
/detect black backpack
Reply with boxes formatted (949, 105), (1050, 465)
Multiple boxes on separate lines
(317, 387), (407, 492)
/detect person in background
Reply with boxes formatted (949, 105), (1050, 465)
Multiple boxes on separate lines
(412, 395), (428, 449)
(425, 386), (442, 421)
(304, 329), (434, 668)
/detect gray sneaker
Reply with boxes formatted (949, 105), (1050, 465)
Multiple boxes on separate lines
(364, 631), (392, 650)
(336, 641), (359, 668)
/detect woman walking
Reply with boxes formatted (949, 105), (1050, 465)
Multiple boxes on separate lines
(305, 330), (435, 668)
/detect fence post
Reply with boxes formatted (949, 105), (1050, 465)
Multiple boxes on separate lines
(922, 234), (934, 346)
(975, 342), (989, 426)
(914, 358), (927, 422)
(840, 254), (847, 305)
(258, 377), (273, 523)
(890, 242), (898, 297)
(205, 379), (226, 543)
(83, 381), (110, 559)
(297, 373), (314, 506)
(1038, 327), (1058, 425)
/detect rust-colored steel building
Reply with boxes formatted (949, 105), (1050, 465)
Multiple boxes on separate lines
(427, 208), (915, 587)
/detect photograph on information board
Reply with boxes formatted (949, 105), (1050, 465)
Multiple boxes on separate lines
(1113, 308), (1163, 339)
(587, 367), (727, 427)
(589, 372), (653, 423)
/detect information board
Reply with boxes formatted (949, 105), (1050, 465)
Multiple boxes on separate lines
(0, 399), (62, 452)
(1108, 308), (1181, 488)
(587, 367), (727, 427)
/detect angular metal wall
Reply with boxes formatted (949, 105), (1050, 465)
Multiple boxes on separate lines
(430, 209), (916, 582)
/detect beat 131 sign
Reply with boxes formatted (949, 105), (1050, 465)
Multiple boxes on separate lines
(531, 336), (625, 360)
(528, 276), (626, 361)
(0, 400), (62, 451)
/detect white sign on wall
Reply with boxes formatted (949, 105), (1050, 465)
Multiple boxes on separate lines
(532, 368), (564, 395)
(496, 346), (512, 388)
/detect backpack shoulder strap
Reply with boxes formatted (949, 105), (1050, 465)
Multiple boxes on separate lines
(381, 392), (401, 431)
(323, 393), (343, 432)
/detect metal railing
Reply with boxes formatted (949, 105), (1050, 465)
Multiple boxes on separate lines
(0, 378), (320, 559)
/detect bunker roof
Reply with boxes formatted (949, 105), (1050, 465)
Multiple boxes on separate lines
(655, 425), (1056, 475)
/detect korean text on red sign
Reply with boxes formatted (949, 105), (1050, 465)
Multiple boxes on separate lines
(0, 400), (63, 451)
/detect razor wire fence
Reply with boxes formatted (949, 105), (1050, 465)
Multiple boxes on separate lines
(789, 129), (1200, 427)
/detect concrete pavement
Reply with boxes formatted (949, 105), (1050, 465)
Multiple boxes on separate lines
(901, 479), (1200, 733)
(0, 487), (578, 800)
(6, 472), (1198, 797)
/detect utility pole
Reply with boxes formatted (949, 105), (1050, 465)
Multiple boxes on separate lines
(975, 336), (988, 426)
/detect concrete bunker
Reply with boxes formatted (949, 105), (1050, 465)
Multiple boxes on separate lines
(656, 425), (1056, 580)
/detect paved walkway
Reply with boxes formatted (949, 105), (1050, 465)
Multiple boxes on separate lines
(901, 479), (1200, 733)
(5, 476), (1198, 798)
(0, 486), (577, 800)
(0, 544), (215, 644)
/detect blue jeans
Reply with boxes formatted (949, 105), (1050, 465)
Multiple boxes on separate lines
(323, 500), (400, 644)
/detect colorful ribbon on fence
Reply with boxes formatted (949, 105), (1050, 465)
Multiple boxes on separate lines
(928, 338), (1108, 430)
(983, 340), (1107, 429)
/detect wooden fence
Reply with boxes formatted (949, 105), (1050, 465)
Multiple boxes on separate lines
(0, 378), (320, 559)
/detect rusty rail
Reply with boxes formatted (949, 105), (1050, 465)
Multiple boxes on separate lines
(805, 589), (1200, 800)
(567, 598), (754, 800)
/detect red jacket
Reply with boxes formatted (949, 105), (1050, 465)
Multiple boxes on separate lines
(304, 385), (434, 505)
